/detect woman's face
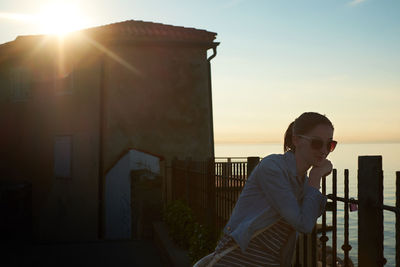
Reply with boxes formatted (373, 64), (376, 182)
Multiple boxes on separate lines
(293, 124), (334, 167)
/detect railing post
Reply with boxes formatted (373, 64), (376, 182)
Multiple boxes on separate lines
(185, 157), (191, 205)
(171, 157), (177, 201)
(342, 169), (352, 266)
(358, 156), (384, 267)
(320, 176), (328, 267)
(247, 157), (260, 178)
(221, 158), (232, 179)
(331, 169), (337, 267)
(206, 157), (217, 239)
(396, 171), (400, 267)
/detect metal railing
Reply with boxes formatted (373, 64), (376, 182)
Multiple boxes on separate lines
(170, 156), (399, 266)
(214, 160), (247, 234)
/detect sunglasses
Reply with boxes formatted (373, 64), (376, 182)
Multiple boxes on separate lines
(297, 135), (337, 152)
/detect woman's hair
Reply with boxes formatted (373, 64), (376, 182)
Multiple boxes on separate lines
(284, 112), (334, 152)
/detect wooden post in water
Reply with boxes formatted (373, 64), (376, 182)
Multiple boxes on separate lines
(247, 157), (260, 178)
(358, 156), (384, 267)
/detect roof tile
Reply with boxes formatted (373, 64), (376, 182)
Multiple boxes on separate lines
(84, 19), (217, 42)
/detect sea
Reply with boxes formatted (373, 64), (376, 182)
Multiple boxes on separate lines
(215, 142), (399, 266)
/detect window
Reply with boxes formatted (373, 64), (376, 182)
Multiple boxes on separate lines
(54, 135), (72, 179)
(10, 67), (31, 101)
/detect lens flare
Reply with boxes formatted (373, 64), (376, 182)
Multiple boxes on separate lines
(38, 2), (89, 35)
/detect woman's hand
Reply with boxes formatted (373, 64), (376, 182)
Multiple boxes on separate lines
(308, 159), (333, 189)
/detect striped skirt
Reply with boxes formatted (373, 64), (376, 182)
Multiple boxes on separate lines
(212, 219), (294, 267)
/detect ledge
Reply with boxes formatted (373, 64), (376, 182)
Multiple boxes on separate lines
(153, 221), (191, 267)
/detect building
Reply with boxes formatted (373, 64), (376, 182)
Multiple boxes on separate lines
(0, 20), (218, 241)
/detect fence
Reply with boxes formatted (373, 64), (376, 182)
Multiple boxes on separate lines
(171, 158), (215, 230)
(170, 156), (399, 267)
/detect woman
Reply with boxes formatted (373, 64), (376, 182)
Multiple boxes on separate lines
(194, 112), (337, 267)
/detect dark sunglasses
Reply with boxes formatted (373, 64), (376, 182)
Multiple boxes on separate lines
(297, 135), (337, 152)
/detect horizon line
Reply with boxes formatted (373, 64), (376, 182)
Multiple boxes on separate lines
(214, 140), (400, 145)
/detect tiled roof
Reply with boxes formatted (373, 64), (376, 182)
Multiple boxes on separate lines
(0, 20), (217, 52)
(84, 20), (217, 43)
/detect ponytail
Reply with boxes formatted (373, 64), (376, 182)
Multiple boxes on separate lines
(284, 121), (295, 152)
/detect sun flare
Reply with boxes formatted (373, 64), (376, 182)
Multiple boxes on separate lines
(38, 2), (89, 35)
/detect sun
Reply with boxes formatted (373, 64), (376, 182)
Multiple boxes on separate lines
(38, 2), (89, 35)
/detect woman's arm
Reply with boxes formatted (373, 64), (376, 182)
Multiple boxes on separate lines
(308, 159), (333, 189)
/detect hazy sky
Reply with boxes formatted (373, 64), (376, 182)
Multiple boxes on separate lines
(1, 0), (399, 144)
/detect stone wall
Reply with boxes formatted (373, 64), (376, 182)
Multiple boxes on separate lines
(103, 44), (214, 171)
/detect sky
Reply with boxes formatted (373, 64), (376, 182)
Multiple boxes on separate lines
(1, 0), (399, 144)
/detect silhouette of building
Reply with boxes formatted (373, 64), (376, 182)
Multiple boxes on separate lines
(0, 20), (218, 241)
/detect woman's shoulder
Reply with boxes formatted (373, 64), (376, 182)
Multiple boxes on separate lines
(250, 153), (291, 185)
(260, 153), (285, 164)
(259, 153), (286, 171)
(257, 151), (295, 179)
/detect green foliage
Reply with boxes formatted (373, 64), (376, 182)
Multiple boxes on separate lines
(188, 222), (217, 264)
(163, 200), (194, 248)
(163, 200), (217, 264)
